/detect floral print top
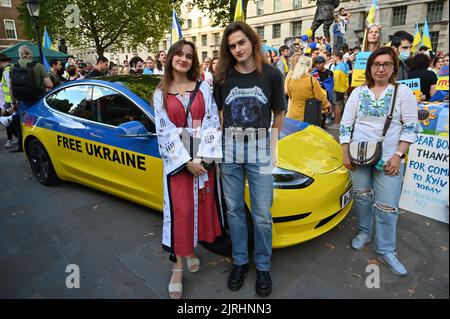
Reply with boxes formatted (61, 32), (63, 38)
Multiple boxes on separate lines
(339, 84), (418, 161)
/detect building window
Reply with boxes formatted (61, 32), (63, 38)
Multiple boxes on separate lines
(213, 33), (220, 45)
(274, 0), (282, 12)
(162, 41), (167, 51)
(392, 6), (407, 26)
(293, 0), (302, 9)
(197, 17), (202, 27)
(427, 1), (444, 23)
(256, 0), (264, 16)
(0, 0), (12, 7)
(291, 21), (302, 37)
(256, 26), (265, 40)
(4, 20), (17, 39)
(212, 50), (219, 57)
(360, 11), (368, 27)
(192, 36), (197, 45)
(187, 19), (192, 29)
(202, 34), (208, 47)
(202, 51), (208, 61)
(430, 31), (439, 51)
(273, 24), (281, 39)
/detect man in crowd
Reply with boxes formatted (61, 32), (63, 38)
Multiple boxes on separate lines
(87, 56), (109, 78)
(143, 57), (154, 75)
(276, 45), (290, 78)
(391, 30), (414, 80)
(129, 56), (145, 74)
(48, 59), (63, 88)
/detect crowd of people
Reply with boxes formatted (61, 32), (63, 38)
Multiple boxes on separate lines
(0, 9), (448, 299)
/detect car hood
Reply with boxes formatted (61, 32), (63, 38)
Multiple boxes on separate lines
(278, 123), (343, 176)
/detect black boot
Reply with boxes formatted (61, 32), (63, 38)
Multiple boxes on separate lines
(255, 270), (272, 297)
(228, 263), (249, 291)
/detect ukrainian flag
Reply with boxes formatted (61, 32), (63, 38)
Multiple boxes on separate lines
(422, 18), (432, 51)
(171, 9), (183, 45)
(42, 27), (54, 71)
(234, 0), (245, 22)
(366, 0), (377, 26)
(411, 24), (422, 53)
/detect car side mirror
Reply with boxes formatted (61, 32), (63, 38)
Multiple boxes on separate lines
(116, 121), (157, 138)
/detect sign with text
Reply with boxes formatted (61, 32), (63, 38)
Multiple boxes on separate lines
(351, 52), (372, 87)
(397, 78), (421, 99)
(436, 76), (449, 91)
(399, 134), (449, 223)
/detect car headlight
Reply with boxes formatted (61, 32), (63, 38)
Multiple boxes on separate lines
(272, 167), (314, 189)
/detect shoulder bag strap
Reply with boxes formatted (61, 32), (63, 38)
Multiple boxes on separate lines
(184, 80), (202, 128)
(381, 84), (399, 140)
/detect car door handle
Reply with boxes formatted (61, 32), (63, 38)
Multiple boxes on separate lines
(89, 132), (102, 139)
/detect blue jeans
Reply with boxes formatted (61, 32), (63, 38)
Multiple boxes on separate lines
(350, 164), (405, 255)
(220, 135), (273, 271)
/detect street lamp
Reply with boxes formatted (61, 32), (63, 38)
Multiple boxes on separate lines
(24, 0), (43, 64)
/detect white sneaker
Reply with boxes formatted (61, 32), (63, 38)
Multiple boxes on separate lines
(4, 139), (13, 148)
(11, 136), (18, 145)
(0, 115), (13, 127)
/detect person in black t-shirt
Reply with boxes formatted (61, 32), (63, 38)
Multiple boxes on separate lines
(408, 54), (437, 101)
(87, 56), (109, 78)
(213, 21), (286, 298)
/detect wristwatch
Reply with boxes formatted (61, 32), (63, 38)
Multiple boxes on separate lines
(395, 151), (406, 159)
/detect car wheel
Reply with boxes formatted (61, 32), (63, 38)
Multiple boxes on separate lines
(28, 139), (58, 186)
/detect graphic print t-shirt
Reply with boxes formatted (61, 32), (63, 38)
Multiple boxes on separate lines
(214, 64), (286, 129)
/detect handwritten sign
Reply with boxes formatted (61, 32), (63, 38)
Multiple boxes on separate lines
(418, 102), (449, 136)
(399, 134), (449, 223)
(397, 78), (421, 99)
(351, 52), (371, 87)
(436, 76), (449, 91)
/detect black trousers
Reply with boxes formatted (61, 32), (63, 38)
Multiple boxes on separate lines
(310, 18), (334, 40)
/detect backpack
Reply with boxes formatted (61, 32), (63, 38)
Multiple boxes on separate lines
(10, 60), (42, 103)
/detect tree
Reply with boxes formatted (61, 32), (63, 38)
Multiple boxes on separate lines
(18, 0), (174, 58)
(189, 0), (249, 27)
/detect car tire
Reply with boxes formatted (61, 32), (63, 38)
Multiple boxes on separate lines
(27, 139), (58, 186)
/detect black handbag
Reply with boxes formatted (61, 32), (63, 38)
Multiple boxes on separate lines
(303, 77), (322, 126)
(349, 84), (399, 167)
(180, 81), (214, 170)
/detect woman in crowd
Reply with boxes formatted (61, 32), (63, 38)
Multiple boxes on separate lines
(283, 53), (300, 113)
(210, 57), (220, 79)
(66, 65), (80, 81)
(154, 50), (167, 75)
(153, 39), (223, 299)
(340, 47), (418, 276)
(286, 55), (329, 121)
(408, 53), (437, 101)
(362, 23), (382, 52)
(431, 56), (444, 76)
(265, 51), (273, 65)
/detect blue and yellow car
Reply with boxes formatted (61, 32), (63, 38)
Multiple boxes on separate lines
(21, 76), (352, 250)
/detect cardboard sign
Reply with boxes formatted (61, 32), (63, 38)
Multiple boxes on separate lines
(436, 76), (449, 91)
(397, 78), (421, 99)
(351, 52), (372, 87)
(399, 134), (449, 223)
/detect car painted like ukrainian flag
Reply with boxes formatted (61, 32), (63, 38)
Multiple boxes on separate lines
(21, 75), (352, 252)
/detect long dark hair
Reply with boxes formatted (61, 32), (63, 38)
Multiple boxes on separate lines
(155, 50), (166, 71)
(365, 47), (399, 88)
(409, 53), (431, 71)
(155, 39), (200, 109)
(217, 21), (264, 84)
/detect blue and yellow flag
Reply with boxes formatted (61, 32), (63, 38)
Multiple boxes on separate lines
(366, 0), (377, 26)
(411, 24), (422, 53)
(42, 27), (54, 71)
(422, 18), (432, 51)
(171, 9), (183, 45)
(234, 0), (245, 22)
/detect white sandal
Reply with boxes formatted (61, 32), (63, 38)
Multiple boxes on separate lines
(168, 268), (183, 299)
(186, 256), (200, 273)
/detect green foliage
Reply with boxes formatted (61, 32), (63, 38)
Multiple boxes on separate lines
(188, 0), (249, 27)
(18, 0), (173, 57)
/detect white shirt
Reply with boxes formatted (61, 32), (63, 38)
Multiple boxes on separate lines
(154, 67), (164, 75)
(339, 84), (418, 162)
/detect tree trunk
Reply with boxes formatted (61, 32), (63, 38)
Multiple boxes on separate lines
(96, 47), (105, 58)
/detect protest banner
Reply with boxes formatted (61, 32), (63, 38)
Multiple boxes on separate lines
(397, 78), (421, 99)
(399, 102), (449, 223)
(351, 52), (371, 87)
(436, 76), (449, 91)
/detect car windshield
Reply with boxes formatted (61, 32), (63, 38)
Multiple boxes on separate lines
(100, 75), (162, 106)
